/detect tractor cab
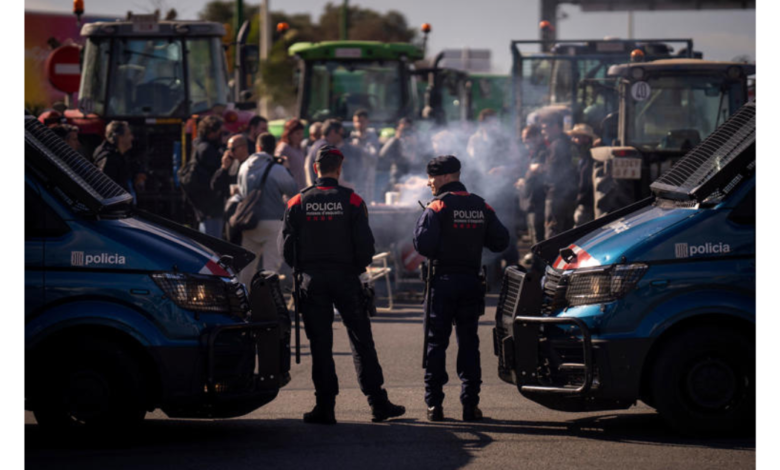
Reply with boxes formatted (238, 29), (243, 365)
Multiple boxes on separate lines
(76, 18), (231, 120)
(66, 15), (253, 225)
(592, 59), (755, 217)
(282, 41), (424, 139)
(510, 38), (697, 133)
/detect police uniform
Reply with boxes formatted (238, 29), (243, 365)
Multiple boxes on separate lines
(413, 155), (510, 421)
(279, 145), (405, 424)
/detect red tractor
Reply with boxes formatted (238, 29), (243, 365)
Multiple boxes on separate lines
(56, 12), (257, 224)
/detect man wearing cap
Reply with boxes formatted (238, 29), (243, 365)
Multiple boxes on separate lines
(278, 145), (406, 425)
(413, 155), (510, 422)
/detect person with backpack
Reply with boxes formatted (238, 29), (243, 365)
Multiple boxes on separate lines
(179, 116), (226, 237)
(236, 133), (298, 289)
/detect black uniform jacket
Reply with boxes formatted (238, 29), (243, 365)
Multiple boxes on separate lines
(413, 181), (509, 272)
(279, 177), (376, 274)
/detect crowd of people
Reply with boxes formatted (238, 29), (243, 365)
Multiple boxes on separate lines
(38, 105), (598, 281)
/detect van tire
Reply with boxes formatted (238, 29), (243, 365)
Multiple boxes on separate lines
(651, 326), (754, 436)
(33, 339), (147, 430)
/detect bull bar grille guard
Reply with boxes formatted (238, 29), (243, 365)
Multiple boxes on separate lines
(513, 316), (594, 395)
(494, 265), (594, 395)
(205, 320), (288, 398)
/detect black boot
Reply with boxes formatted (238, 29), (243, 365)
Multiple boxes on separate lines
(427, 405), (444, 422)
(462, 405), (483, 422)
(303, 404), (336, 425)
(370, 397), (406, 422)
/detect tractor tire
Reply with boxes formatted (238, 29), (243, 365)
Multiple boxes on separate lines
(651, 326), (754, 436)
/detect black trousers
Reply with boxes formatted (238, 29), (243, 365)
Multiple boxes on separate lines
(424, 273), (482, 408)
(300, 270), (386, 406)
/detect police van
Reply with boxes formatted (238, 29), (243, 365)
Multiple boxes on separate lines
(25, 114), (290, 428)
(494, 101), (755, 435)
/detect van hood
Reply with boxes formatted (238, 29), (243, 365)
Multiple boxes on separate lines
(551, 204), (695, 270)
(48, 216), (234, 277)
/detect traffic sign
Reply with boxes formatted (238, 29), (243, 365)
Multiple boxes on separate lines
(45, 44), (81, 94)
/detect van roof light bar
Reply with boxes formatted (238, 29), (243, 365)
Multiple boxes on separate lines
(650, 101), (756, 202)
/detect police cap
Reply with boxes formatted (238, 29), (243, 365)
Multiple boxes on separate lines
(315, 145), (344, 163)
(426, 155), (461, 176)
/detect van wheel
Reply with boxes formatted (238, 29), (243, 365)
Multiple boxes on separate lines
(651, 326), (754, 436)
(33, 340), (147, 430)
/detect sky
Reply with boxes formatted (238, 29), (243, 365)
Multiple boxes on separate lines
(25, 0), (755, 73)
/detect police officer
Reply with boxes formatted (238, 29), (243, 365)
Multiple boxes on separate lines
(413, 155), (510, 421)
(279, 145), (406, 425)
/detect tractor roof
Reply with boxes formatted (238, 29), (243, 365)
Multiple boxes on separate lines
(289, 41), (424, 61)
(81, 20), (226, 38)
(608, 59), (755, 77)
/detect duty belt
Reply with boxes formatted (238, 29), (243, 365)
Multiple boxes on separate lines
(430, 263), (480, 276)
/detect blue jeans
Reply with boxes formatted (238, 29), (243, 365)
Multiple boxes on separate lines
(199, 218), (224, 239)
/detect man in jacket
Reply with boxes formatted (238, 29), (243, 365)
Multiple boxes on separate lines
(212, 134), (252, 243)
(185, 116), (226, 237)
(94, 120), (145, 202)
(540, 111), (577, 239)
(278, 145), (406, 425)
(236, 133), (298, 289)
(516, 124), (549, 245)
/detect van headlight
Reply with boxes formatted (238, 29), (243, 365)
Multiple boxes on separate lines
(565, 264), (648, 307)
(151, 272), (231, 312)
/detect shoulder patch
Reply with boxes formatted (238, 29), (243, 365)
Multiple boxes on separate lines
(485, 202), (495, 212)
(349, 192), (363, 207)
(429, 200), (446, 212)
(288, 193), (302, 208)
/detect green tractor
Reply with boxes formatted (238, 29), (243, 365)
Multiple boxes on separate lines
(270, 40), (424, 139)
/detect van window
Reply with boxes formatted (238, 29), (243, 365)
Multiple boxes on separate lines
(25, 185), (70, 239)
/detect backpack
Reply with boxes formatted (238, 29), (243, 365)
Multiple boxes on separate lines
(228, 160), (276, 233)
(177, 157), (214, 214)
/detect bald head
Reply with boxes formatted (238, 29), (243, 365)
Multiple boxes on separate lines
(227, 134), (250, 163)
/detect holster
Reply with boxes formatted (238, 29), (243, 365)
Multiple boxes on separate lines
(362, 282), (377, 318)
(295, 272), (310, 301)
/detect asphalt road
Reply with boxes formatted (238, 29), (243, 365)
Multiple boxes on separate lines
(25, 296), (755, 470)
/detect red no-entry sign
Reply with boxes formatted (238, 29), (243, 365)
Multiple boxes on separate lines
(45, 44), (81, 94)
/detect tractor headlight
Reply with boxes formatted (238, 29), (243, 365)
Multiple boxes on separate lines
(152, 272), (232, 313)
(565, 264), (648, 307)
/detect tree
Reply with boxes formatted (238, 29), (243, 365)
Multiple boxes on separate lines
(317, 3), (418, 43)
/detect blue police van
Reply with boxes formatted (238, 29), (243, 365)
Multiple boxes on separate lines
(25, 114), (291, 428)
(494, 101), (755, 435)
